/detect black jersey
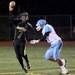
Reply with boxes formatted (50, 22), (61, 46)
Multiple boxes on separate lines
(14, 21), (33, 40)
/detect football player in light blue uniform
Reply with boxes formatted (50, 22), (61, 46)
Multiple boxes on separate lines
(36, 19), (69, 74)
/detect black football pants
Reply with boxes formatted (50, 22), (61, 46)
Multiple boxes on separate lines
(13, 39), (29, 69)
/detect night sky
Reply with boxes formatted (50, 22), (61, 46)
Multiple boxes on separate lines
(14, 0), (75, 15)
(0, 0), (75, 15)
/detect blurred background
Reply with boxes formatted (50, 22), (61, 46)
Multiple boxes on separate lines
(0, 0), (75, 41)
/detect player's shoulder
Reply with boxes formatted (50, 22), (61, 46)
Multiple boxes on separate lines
(43, 24), (53, 32)
(44, 24), (51, 28)
(17, 22), (23, 27)
(46, 24), (54, 28)
(46, 24), (52, 26)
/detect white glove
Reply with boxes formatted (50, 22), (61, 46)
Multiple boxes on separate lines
(30, 40), (40, 44)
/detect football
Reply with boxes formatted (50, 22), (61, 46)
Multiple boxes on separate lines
(9, 1), (16, 7)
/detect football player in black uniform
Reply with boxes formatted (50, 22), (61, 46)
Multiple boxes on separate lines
(13, 12), (33, 73)
(9, 1), (32, 73)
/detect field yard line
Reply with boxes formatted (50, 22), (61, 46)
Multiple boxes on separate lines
(0, 73), (75, 75)
(0, 68), (75, 75)
(0, 72), (24, 75)
(68, 74), (75, 75)
(0, 61), (17, 63)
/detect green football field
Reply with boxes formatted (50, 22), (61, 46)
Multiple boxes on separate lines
(0, 42), (75, 75)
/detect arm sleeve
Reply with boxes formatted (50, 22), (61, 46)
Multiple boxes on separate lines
(40, 31), (50, 40)
(41, 25), (51, 40)
(27, 22), (35, 31)
(43, 31), (50, 39)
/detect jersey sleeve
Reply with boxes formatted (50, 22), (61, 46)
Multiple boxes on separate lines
(17, 23), (24, 27)
(42, 25), (51, 36)
(27, 22), (34, 31)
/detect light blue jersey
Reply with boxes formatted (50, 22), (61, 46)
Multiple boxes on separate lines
(42, 24), (61, 45)
(42, 24), (63, 60)
(36, 19), (63, 60)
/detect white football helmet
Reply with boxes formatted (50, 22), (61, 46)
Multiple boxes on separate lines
(36, 19), (47, 31)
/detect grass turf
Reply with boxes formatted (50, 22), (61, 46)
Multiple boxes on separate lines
(0, 43), (75, 75)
